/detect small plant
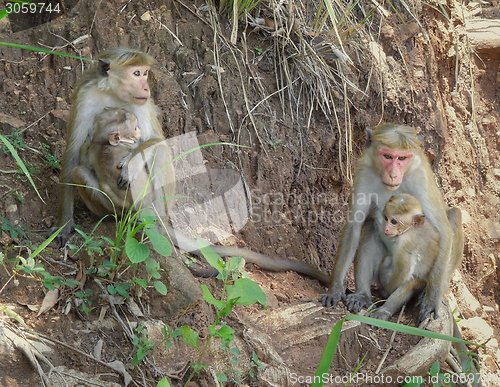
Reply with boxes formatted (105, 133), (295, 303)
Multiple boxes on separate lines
(1, 217), (28, 240)
(255, 47), (263, 55)
(248, 351), (266, 378)
(75, 289), (95, 316)
(132, 323), (156, 365)
(40, 143), (61, 169)
(269, 139), (281, 150)
(1, 128), (26, 155)
(218, 0), (264, 19)
(179, 243), (266, 385)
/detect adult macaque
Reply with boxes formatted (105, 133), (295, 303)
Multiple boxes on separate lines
(319, 123), (458, 324)
(369, 194), (463, 320)
(48, 47), (175, 246)
(71, 108), (142, 215)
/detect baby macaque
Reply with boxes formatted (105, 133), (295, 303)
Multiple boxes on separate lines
(71, 108), (141, 214)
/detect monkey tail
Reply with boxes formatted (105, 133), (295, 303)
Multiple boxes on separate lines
(166, 226), (330, 287)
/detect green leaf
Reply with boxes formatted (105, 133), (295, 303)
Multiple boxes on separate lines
(156, 377), (171, 387)
(144, 227), (172, 257)
(429, 360), (440, 375)
(217, 373), (228, 382)
(140, 209), (157, 225)
(0, 42), (94, 61)
(0, 134), (45, 204)
(210, 325), (234, 348)
(115, 283), (130, 298)
(226, 278), (266, 307)
(225, 256), (245, 272)
(42, 281), (55, 291)
(181, 325), (199, 349)
(346, 314), (479, 346)
(201, 284), (225, 310)
(312, 319), (344, 387)
(125, 237), (149, 263)
(107, 285), (117, 295)
(145, 257), (161, 279)
(154, 281), (167, 295)
(197, 239), (225, 273)
(218, 297), (239, 317)
(134, 278), (148, 289)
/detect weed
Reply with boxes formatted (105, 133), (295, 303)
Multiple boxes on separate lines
(179, 244), (266, 385)
(1, 217), (28, 240)
(1, 128), (26, 155)
(132, 323), (156, 365)
(40, 143), (61, 169)
(248, 351), (266, 378)
(75, 289), (95, 316)
(269, 139), (281, 150)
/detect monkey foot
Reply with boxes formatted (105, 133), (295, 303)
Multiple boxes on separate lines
(369, 308), (391, 321)
(318, 290), (345, 307)
(345, 292), (371, 313)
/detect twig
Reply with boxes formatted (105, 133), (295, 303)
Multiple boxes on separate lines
(375, 305), (405, 374)
(94, 278), (134, 340)
(21, 110), (53, 133)
(172, 0), (210, 26)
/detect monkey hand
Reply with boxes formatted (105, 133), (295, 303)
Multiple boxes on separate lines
(417, 292), (440, 325)
(117, 154), (143, 189)
(46, 219), (75, 248)
(345, 292), (372, 313)
(319, 285), (346, 307)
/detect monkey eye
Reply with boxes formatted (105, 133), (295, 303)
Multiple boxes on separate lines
(133, 70), (141, 76)
(383, 154), (392, 160)
(390, 219), (398, 225)
(398, 156), (407, 161)
(144, 70), (148, 77)
(383, 215), (388, 221)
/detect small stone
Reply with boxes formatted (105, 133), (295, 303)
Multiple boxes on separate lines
(6, 204), (18, 213)
(458, 317), (494, 344)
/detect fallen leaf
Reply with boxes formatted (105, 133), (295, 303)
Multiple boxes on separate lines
(37, 289), (59, 317)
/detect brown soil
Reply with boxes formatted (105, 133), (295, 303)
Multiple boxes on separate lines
(0, 1), (499, 386)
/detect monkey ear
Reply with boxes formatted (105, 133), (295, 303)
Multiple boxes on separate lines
(413, 214), (425, 228)
(108, 131), (121, 146)
(365, 127), (373, 148)
(98, 59), (111, 77)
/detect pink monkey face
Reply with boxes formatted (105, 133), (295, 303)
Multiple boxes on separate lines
(116, 66), (150, 105)
(377, 147), (413, 191)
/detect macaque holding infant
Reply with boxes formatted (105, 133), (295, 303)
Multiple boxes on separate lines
(71, 108), (142, 215)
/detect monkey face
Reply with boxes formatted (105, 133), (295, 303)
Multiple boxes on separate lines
(115, 65), (151, 105)
(383, 213), (401, 237)
(377, 147), (414, 190)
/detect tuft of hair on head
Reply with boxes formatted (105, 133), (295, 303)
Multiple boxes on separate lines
(94, 107), (132, 128)
(385, 194), (423, 216)
(98, 47), (155, 69)
(372, 123), (421, 150)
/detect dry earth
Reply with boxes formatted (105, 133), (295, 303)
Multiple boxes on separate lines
(0, 0), (499, 386)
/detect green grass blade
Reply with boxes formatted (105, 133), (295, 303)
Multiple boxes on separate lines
(312, 318), (344, 387)
(0, 42), (94, 61)
(0, 134), (45, 204)
(29, 223), (65, 258)
(345, 314), (481, 347)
